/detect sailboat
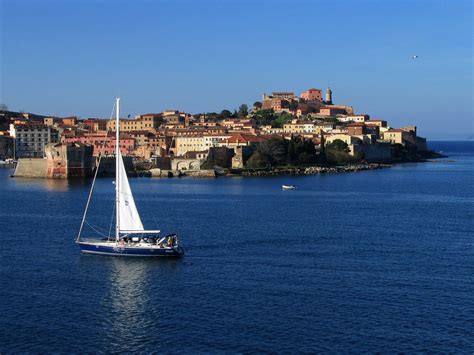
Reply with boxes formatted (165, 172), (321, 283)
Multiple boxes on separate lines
(76, 97), (184, 257)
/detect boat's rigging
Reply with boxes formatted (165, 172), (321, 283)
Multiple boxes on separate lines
(84, 220), (110, 238)
(76, 101), (118, 242)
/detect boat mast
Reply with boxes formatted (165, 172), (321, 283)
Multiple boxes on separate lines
(115, 97), (120, 242)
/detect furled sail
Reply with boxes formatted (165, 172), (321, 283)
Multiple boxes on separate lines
(117, 150), (144, 232)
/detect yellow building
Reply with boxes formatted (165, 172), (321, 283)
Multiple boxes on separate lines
(107, 115), (162, 132)
(382, 129), (413, 145)
(283, 121), (315, 134)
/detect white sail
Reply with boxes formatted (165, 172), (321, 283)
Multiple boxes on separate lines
(117, 150), (144, 232)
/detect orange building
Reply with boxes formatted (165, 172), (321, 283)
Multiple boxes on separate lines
(300, 88), (322, 101)
(62, 116), (78, 126)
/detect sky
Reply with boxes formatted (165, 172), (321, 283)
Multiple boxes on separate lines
(0, 0), (472, 140)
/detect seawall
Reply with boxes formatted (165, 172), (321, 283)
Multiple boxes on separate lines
(13, 158), (48, 177)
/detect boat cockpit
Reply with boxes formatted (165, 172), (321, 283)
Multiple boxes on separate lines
(119, 233), (178, 248)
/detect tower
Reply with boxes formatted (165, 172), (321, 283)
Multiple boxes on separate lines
(325, 87), (332, 104)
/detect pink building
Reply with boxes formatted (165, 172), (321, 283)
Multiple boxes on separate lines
(63, 131), (135, 156)
(300, 88), (322, 101)
(319, 107), (347, 116)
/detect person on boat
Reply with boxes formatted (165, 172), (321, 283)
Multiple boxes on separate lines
(167, 235), (177, 247)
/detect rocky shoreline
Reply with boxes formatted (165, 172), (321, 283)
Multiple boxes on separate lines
(137, 154), (448, 178)
(232, 163), (389, 177)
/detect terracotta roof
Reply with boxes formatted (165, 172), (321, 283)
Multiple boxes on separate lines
(223, 133), (267, 144)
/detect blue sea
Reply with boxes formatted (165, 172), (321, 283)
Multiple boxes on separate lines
(0, 141), (473, 352)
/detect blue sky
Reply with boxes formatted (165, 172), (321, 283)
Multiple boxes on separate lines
(1, 0), (472, 139)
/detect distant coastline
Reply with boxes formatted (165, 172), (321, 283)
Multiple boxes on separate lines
(1, 87), (461, 179)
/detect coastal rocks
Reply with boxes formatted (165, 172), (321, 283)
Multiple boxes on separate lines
(304, 163), (385, 175)
(149, 168), (176, 178)
(181, 169), (216, 178)
(149, 168), (216, 178)
(237, 163), (387, 176)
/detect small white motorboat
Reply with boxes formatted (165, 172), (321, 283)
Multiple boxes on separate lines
(282, 185), (296, 190)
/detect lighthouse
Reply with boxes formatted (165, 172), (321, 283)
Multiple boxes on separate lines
(325, 87), (332, 104)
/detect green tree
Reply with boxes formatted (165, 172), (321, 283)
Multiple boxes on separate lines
(253, 101), (262, 109)
(219, 109), (232, 119)
(326, 139), (349, 152)
(246, 150), (271, 168)
(297, 152), (313, 165)
(325, 139), (362, 164)
(253, 109), (275, 126)
(262, 138), (288, 165)
(238, 104), (249, 117)
(247, 136), (318, 168)
(205, 112), (219, 121)
(289, 101), (299, 111)
(272, 112), (293, 128)
(286, 139), (296, 164)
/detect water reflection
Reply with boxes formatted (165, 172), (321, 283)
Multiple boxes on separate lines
(12, 176), (91, 192)
(91, 257), (183, 351)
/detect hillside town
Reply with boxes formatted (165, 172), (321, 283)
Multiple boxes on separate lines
(0, 86), (431, 178)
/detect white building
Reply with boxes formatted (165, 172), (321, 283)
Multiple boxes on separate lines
(336, 115), (369, 123)
(9, 124), (58, 158)
(174, 133), (231, 156)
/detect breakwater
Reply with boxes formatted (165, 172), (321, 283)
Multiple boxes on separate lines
(234, 163), (388, 177)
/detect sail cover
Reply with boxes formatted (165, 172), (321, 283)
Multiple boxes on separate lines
(117, 150), (144, 232)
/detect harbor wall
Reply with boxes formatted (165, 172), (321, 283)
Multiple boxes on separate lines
(14, 158), (48, 177)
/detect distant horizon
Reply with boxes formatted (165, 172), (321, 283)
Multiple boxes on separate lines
(1, 0), (472, 141)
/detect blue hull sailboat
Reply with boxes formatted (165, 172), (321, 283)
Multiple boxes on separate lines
(76, 97), (184, 257)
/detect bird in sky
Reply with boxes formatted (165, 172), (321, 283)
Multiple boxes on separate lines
(412, 55), (419, 59)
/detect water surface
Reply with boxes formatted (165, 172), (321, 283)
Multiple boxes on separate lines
(0, 141), (473, 352)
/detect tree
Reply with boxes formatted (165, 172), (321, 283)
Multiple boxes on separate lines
(246, 150), (271, 168)
(326, 139), (349, 152)
(205, 112), (218, 121)
(325, 139), (362, 164)
(286, 139), (296, 164)
(253, 101), (262, 109)
(0, 103), (8, 111)
(253, 109), (275, 126)
(246, 136), (318, 168)
(219, 109), (232, 119)
(238, 104), (248, 117)
(272, 112), (293, 128)
(297, 152), (313, 165)
(258, 137), (289, 166)
(289, 101), (299, 111)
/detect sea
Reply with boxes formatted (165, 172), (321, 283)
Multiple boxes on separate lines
(0, 141), (473, 352)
